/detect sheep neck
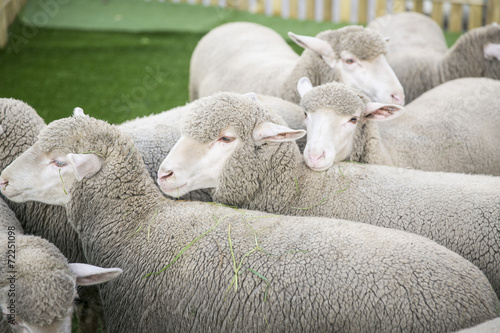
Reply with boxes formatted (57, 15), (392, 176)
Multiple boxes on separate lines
(350, 121), (393, 166)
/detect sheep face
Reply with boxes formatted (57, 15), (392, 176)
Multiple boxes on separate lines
(303, 108), (360, 171)
(0, 235), (122, 333)
(0, 143), (102, 206)
(158, 121), (305, 198)
(289, 28), (405, 105)
(157, 129), (241, 197)
(298, 80), (404, 170)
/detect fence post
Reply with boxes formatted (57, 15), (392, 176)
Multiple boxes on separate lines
(376, 0), (387, 17)
(413, 0), (423, 13)
(448, 3), (463, 32)
(430, 1), (444, 29)
(340, 0), (350, 22)
(487, 0), (500, 24)
(323, 0), (332, 21)
(468, 3), (483, 30)
(358, 0), (368, 24)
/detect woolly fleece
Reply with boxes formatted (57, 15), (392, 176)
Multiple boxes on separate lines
(369, 13), (500, 103)
(15, 114), (500, 332)
(179, 92), (500, 297)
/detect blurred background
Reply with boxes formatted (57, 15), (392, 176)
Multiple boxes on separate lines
(0, 0), (497, 125)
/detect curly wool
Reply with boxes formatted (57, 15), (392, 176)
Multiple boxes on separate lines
(300, 82), (368, 116)
(25, 113), (500, 332)
(317, 26), (387, 60)
(182, 93), (500, 298)
(0, 236), (75, 326)
(369, 15), (500, 103)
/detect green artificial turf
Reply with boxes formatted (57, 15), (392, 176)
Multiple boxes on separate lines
(0, 0), (462, 125)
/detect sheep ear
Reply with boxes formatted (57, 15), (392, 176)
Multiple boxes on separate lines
(363, 103), (404, 121)
(288, 32), (335, 60)
(67, 153), (103, 181)
(297, 77), (314, 98)
(73, 107), (86, 117)
(69, 263), (123, 286)
(253, 121), (306, 144)
(484, 43), (500, 61)
(244, 92), (258, 101)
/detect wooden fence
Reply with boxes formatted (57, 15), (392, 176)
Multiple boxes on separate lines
(188, 0), (500, 32)
(0, 0), (27, 47)
(1, 0), (498, 49)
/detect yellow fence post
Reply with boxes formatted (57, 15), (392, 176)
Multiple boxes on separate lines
(413, 0), (423, 13)
(0, 5), (7, 49)
(290, 0), (298, 18)
(468, 3), (483, 30)
(487, 0), (500, 24)
(323, 0), (332, 21)
(273, 0), (281, 16)
(358, 0), (368, 24)
(392, 0), (405, 13)
(306, 0), (314, 20)
(448, 3), (463, 32)
(430, 1), (444, 29)
(340, 0), (350, 22)
(376, 0), (387, 17)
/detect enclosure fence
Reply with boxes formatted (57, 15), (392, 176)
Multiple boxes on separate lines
(1, 0), (499, 48)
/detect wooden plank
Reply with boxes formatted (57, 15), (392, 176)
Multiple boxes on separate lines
(306, 0), (314, 20)
(430, 1), (444, 29)
(290, 0), (298, 18)
(487, 0), (500, 24)
(340, 0), (350, 22)
(468, 4), (482, 30)
(323, 0), (332, 21)
(358, 0), (368, 24)
(413, 0), (423, 13)
(376, 0), (387, 17)
(448, 3), (463, 32)
(273, 0), (282, 16)
(392, 0), (405, 13)
(239, 0), (249, 10)
(254, 0), (265, 13)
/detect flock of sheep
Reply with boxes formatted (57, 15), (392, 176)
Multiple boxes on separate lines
(0, 11), (499, 333)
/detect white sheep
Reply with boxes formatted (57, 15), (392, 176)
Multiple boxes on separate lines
(0, 197), (121, 333)
(296, 77), (500, 175)
(189, 22), (404, 105)
(0, 98), (106, 332)
(453, 318), (500, 333)
(368, 12), (500, 103)
(157, 92), (500, 298)
(2, 114), (499, 332)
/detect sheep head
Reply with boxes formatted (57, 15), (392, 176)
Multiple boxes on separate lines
(289, 26), (405, 106)
(158, 93), (305, 200)
(298, 78), (404, 171)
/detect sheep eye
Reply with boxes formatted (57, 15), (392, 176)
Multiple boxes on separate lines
(348, 117), (358, 124)
(344, 59), (355, 65)
(53, 160), (67, 167)
(219, 136), (235, 143)
(304, 112), (308, 119)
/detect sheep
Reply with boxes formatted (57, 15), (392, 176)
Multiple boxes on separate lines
(368, 12), (500, 103)
(0, 98), (106, 332)
(117, 92), (307, 194)
(453, 318), (500, 333)
(296, 77), (500, 175)
(157, 92), (500, 298)
(0, 232), (122, 332)
(2, 114), (500, 332)
(189, 22), (405, 105)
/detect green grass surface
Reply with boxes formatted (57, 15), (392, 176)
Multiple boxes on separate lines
(0, 0), (462, 125)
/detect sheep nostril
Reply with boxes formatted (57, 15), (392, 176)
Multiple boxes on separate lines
(0, 179), (8, 188)
(391, 94), (405, 106)
(160, 171), (174, 181)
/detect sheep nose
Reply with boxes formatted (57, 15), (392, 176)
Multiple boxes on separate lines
(308, 151), (326, 166)
(158, 170), (174, 184)
(0, 177), (8, 190)
(391, 93), (405, 106)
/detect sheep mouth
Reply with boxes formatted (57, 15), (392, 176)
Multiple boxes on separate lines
(160, 183), (188, 195)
